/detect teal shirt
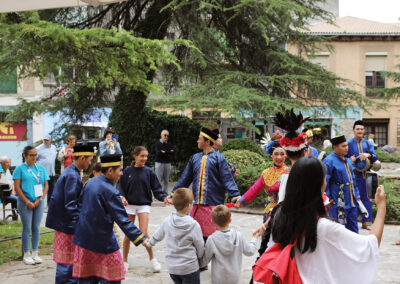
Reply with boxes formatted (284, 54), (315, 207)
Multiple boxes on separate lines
(13, 163), (50, 202)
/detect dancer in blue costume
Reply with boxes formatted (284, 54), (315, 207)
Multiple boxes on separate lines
(323, 135), (361, 233)
(46, 145), (94, 284)
(347, 120), (378, 230)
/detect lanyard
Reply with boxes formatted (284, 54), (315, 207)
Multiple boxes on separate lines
(26, 163), (40, 184)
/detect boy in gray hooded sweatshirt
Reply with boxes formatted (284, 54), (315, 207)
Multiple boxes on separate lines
(148, 188), (204, 284)
(201, 205), (258, 284)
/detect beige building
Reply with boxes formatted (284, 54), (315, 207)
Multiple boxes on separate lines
(292, 16), (400, 147)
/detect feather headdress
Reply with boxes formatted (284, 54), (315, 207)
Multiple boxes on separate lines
(273, 109), (310, 152)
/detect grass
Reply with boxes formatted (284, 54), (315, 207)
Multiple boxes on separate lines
(0, 221), (54, 265)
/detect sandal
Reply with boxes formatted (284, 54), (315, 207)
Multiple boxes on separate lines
(393, 240), (400, 245)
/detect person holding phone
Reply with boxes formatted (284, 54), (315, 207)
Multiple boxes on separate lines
(99, 127), (122, 156)
(13, 146), (50, 265)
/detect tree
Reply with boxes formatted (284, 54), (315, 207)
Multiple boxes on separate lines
(0, 1), (374, 148)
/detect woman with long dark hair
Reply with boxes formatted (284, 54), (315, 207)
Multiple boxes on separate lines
(269, 156), (385, 283)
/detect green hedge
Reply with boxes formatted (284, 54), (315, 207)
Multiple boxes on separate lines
(375, 149), (400, 163)
(222, 149), (272, 206)
(110, 89), (202, 176)
(222, 149), (268, 170)
(221, 138), (267, 158)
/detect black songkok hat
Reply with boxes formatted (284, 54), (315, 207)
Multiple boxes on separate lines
(100, 155), (122, 168)
(200, 127), (218, 143)
(331, 135), (346, 146)
(353, 120), (364, 129)
(73, 145), (95, 156)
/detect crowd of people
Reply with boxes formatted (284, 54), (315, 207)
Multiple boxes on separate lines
(0, 110), (389, 284)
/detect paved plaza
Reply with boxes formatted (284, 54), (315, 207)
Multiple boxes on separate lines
(0, 201), (399, 283)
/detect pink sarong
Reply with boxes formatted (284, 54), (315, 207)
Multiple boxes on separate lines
(53, 231), (75, 265)
(72, 245), (126, 281)
(190, 204), (217, 237)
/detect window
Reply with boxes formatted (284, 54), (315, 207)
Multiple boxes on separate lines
(364, 119), (389, 146)
(0, 69), (17, 94)
(365, 71), (385, 96)
(309, 55), (329, 70)
(365, 55), (386, 97)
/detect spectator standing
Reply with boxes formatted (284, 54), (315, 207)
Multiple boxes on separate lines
(36, 135), (57, 206)
(0, 156), (18, 220)
(155, 130), (174, 194)
(57, 135), (77, 173)
(99, 127), (122, 155)
(13, 146), (49, 265)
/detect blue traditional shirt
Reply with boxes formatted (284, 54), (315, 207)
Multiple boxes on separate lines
(347, 137), (378, 179)
(171, 150), (241, 206)
(323, 152), (360, 210)
(46, 164), (82, 234)
(73, 175), (145, 254)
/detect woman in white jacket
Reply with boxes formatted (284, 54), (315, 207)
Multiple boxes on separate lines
(255, 156), (385, 284)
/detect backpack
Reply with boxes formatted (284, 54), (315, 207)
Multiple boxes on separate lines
(252, 239), (302, 284)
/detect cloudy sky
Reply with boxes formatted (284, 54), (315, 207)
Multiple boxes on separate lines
(340, 0), (400, 23)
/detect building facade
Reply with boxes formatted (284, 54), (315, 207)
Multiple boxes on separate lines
(292, 16), (400, 146)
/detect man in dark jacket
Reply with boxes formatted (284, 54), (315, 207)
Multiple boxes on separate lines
(155, 129), (174, 194)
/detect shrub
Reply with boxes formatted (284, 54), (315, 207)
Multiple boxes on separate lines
(222, 149), (268, 170)
(222, 149), (272, 207)
(221, 138), (266, 158)
(375, 149), (400, 163)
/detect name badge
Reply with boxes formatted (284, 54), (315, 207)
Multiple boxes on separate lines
(34, 184), (43, 197)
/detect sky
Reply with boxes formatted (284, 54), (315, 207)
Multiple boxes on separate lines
(340, 0), (400, 23)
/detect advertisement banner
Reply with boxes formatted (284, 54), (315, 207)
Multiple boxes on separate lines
(0, 122), (27, 141)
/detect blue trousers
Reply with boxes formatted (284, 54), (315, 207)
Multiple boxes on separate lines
(170, 269), (200, 284)
(355, 176), (373, 226)
(328, 206), (359, 233)
(77, 277), (120, 284)
(17, 197), (45, 252)
(56, 263), (77, 284)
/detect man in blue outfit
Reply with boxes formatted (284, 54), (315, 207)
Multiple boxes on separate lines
(46, 145), (94, 284)
(166, 127), (241, 242)
(323, 135), (361, 233)
(347, 120), (378, 230)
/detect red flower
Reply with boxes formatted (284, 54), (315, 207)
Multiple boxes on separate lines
(280, 133), (306, 147)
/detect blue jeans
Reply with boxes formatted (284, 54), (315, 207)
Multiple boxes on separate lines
(17, 197), (45, 252)
(77, 277), (120, 284)
(170, 270), (200, 284)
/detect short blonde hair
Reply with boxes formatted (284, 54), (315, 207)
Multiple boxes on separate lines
(211, 205), (231, 227)
(172, 188), (193, 211)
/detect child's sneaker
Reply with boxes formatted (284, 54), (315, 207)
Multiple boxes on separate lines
(31, 251), (42, 264)
(23, 252), (35, 265)
(150, 258), (161, 273)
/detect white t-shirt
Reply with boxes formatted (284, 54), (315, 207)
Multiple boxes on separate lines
(295, 218), (379, 284)
(278, 173), (289, 203)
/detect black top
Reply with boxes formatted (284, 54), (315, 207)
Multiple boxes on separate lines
(119, 166), (167, 205)
(155, 140), (174, 163)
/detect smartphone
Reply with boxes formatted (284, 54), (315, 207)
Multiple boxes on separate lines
(366, 172), (378, 200)
(112, 134), (119, 141)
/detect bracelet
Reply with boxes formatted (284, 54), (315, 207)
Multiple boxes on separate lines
(262, 223), (267, 231)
